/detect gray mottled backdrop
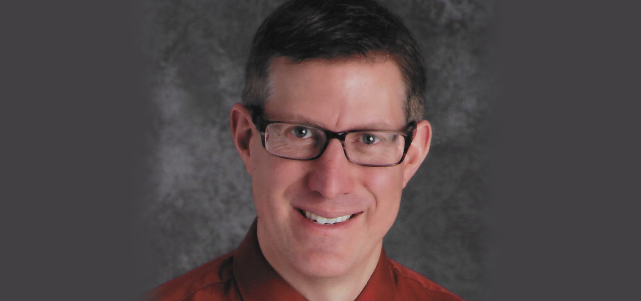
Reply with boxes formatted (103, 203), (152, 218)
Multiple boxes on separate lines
(138, 1), (494, 300)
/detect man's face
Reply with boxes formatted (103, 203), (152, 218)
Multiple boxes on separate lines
(235, 56), (430, 281)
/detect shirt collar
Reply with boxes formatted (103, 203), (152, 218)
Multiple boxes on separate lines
(233, 219), (397, 301)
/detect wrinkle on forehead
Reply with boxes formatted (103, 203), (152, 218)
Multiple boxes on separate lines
(264, 55), (407, 131)
(264, 53), (403, 100)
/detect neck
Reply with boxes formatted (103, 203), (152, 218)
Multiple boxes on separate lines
(295, 250), (380, 301)
(258, 233), (382, 301)
(294, 267), (377, 301)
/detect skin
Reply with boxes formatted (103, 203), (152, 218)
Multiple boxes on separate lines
(230, 56), (432, 301)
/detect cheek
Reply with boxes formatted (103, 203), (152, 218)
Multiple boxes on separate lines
(249, 142), (277, 212)
(250, 145), (303, 211)
(357, 169), (403, 245)
(362, 167), (404, 200)
(362, 168), (404, 222)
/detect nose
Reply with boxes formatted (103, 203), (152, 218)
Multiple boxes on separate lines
(307, 139), (355, 199)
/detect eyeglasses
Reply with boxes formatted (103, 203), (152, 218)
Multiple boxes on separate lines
(251, 113), (416, 167)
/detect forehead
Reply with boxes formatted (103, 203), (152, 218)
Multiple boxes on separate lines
(264, 56), (407, 130)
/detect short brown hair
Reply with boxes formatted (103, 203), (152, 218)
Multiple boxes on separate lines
(242, 0), (427, 122)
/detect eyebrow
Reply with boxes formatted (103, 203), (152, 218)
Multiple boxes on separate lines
(269, 113), (401, 131)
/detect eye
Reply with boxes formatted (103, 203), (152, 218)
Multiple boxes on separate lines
(290, 126), (313, 138)
(360, 133), (380, 145)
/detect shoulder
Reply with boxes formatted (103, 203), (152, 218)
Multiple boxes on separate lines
(388, 259), (466, 301)
(145, 250), (240, 301)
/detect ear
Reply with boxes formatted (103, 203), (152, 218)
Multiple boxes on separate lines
(402, 120), (432, 188)
(230, 103), (256, 175)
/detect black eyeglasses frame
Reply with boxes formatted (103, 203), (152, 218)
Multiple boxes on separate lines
(250, 110), (417, 167)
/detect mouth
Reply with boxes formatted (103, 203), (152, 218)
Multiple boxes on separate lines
(297, 209), (359, 225)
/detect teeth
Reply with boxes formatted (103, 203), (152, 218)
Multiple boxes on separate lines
(304, 211), (353, 225)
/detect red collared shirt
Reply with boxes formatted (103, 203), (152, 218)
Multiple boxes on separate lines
(149, 220), (465, 301)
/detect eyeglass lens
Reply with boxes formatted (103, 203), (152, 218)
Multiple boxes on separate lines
(264, 123), (406, 165)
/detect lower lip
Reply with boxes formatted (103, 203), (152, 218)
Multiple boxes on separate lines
(295, 208), (360, 230)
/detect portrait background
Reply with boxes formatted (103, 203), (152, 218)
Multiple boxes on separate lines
(137, 1), (495, 300)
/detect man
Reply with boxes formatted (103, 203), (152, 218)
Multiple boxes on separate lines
(150, 0), (464, 300)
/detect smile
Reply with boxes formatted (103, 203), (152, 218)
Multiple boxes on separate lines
(299, 209), (356, 225)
